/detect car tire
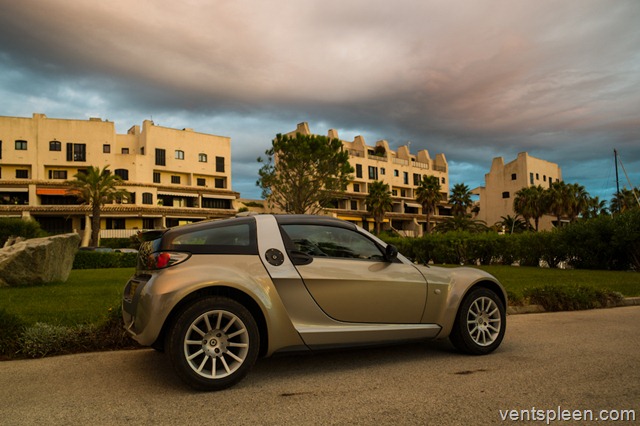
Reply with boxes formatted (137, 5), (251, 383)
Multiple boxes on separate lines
(166, 296), (260, 391)
(450, 287), (506, 355)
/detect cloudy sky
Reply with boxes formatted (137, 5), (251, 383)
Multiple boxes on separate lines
(1, 0), (639, 201)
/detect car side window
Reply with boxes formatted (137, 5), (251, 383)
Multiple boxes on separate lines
(281, 224), (385, 261)
(165, 222), (257, 254)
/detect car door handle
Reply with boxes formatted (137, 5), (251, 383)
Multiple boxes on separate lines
(288, 250), (313, 266)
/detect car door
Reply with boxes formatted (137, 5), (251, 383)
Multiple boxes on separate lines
(280, 223), (427, 324)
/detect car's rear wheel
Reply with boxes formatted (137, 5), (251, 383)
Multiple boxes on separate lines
(450, 287), (505, 355)
(166, 296), (259, 391)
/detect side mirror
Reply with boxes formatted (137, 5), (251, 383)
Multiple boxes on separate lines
(385, 244), (398, 262)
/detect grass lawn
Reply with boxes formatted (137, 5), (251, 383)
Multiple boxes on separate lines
(473, 265), (640, 299)
(1, 266), (638, 328)
(0, 268), (133, 326)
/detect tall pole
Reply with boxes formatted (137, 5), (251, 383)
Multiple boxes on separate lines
(614, 149), (620, 197)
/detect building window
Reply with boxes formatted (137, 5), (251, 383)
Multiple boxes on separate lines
(502, 192), (510, 199)
(106, 218), (126, 230)
(175, 150), (184, 160)
(16, 169), (29, 179)
(215, 178), (225, 189)
(0, 140), (2, 159)
(441, 177), (446, 184)
(141, 147), (145, 155)
(155, 149), (166, 166)
(216, 156), (225, 172)
(103, 144), (111, 153)
(536, 173), (539, 180)
(400, 189), (406, 197)
(413, 173), (421, 186)
(350, 200), (358, 210)
(142, 218), (155, 229)
(368, 166), (378, 180)
(15, 140), (27, 150)
(392, 189), (398, 196)
(403, 172), (409, 185)
(380, 168), (385, 175)
(171, 175), (181, 184)
(153, 172), (161, 183)
(121, 148), (129, 154)
(48, 170), (67, 179)
(66, 143), (86, 162)
(197, 178), (206, 186)
(77, 168), (88, 176)
(142, 193), (153, 205)
(356, 164), (363, 178)
(511, 173), (517, 180)
(543, 175), (547, 182)
(114, 169), (129, 181)
(50, 141), (62, 151)
(530, 173), (534, 185)
(394, 169), (399, 177)
(199, 153), (208, 162)
(353, 183), (360, 193)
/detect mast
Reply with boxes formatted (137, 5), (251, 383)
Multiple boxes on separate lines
(614, 149), (620, 197)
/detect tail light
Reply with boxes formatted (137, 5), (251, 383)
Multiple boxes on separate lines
(145, 251), (191, 270)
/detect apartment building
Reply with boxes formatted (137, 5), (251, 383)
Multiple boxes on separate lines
(472, 152), (562, 231)
(0, 113), (237, 244)
(285, 123), (450, 236)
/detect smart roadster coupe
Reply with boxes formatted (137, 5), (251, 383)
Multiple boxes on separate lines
(123, 214), (507, 391)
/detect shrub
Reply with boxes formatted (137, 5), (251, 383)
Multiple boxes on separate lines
(0, 218), (47, 246)
(524, 285), (623, 311)
(20, 323), (97, 358)
(0, 309), (27, 358)
(73, 251), (137, 269)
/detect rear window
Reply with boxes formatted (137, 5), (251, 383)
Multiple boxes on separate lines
(163, 220), (257, 254)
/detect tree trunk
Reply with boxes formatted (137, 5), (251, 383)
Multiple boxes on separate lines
(90, 202), (101, 247)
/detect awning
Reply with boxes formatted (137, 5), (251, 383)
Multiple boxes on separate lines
(202, 194), (236, 200)
(405, 202), (422, 208)
(337, 216), (364, 221)
(0, 187), (29, 192)
(158, 191), (198, 198)
(36, 188), (71, 196)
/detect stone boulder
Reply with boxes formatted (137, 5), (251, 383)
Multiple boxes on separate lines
(0, 233), (81, 287)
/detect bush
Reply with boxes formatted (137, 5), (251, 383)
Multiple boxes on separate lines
(0, 309), (27, 358)
(524, 285), (623, 311)
(11, 304), (137, 359)
(0, 218), (47, 246)
(73, 251), (137, 269)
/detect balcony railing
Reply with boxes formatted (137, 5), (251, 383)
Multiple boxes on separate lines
(348, 149), (365, 158)
(367, 154), (388, 161)
(392, 158), (409, 166)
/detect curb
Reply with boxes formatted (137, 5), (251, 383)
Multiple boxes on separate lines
(507, 297), (640, 315)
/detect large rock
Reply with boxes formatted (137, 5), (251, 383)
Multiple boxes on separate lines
(0, 233), (81, 287)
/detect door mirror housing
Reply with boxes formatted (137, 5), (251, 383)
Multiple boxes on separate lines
(384, 244), (398, 262)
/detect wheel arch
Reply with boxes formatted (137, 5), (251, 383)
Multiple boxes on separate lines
(153, 285), (269, 358)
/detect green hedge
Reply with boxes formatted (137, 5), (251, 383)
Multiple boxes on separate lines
(0, 218), (47, 247)
(73, 251), (137, 269)
(382, 209), (640, 271)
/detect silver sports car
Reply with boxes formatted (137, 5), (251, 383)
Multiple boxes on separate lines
(123, 215), (507, 391)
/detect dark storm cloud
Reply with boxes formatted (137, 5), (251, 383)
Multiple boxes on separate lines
(1, 0), (639, 199)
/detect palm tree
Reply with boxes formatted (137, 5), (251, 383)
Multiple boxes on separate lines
(449, 183), (474, 217)
(365, 181), (393, 234)
(583, 196), (609, 219)
(437, 216), (488, 233)
(610, 187), (640, 214)
(66, 165), (129, 246)
(415, 175), (442, 234)
(546, 181), (571, 227)
(514, 185), (546, 231)
(495, 215), (527, 234)
(566, 183), (589, 222)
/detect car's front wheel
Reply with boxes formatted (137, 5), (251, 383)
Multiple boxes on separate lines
(166, 296), (260, 391)
(450, 287), (506, 355)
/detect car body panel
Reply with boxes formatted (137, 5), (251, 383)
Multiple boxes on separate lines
(293, 258), (427, 323)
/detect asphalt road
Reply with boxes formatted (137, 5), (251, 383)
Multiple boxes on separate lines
(1, 307), (639, 425)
